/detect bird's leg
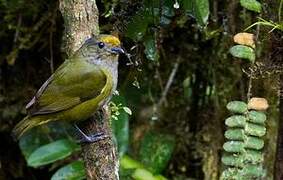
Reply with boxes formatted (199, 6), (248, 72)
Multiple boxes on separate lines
(73, 124), (108, 143)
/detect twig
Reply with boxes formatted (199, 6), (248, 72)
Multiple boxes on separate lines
(13, 14), (22, 44)
(156, 69), (164, 93)
(247, 20), (261, 101)
(158, 59), (180, 106)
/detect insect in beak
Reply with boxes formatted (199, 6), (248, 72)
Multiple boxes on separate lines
(111, 47), (125, 54)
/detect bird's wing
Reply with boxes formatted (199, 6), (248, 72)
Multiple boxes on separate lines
(26, 59), (110, 116)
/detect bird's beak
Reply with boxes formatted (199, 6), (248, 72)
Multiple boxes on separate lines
(111, 47), (125, 54)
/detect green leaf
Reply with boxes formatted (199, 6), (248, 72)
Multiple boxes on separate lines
(226, 101), (248, 114)
(132, 169), (167, 180)
(120, 155), (144, 169)
(159, 6), (174, 26)
(223, 141), (245, 153)
(241, 164), (264, 177)
(221, 154), (244, 167)
(183, 77), (193, 100)
(244, 149), (263, 163)
(132, 168), (158, 180)
(245, 136), (264, 150)
(245, 123), (266, 137)
(181, 0), (209, 25)
(225, 115), (247, 127)
(126, 9), (153, 41)
(221, 166), (265, 178)
(19, 127), (51, 159)
(229, 45), (256, 62)
(221, 168), (241, 179)
(51, 161), (85, 180)
(143, 35), (159, 61)
(181, 0), (193, 12)
(247, 111), (267, 124)
(221, 166), (265, 179)
(221, 149), (263, 167)
(120, 168), (136, 180)
(194, 0), (210, 25)
(123, 107), (132, 115)
(111, 96), (130, 157)
(27, 139), (80, 167)
(222, 150), (263, 167)
(19, 122), (73, 160)
(144, 0), (174, 8)
(224, 129), (245, 140)
(240, 0), (262, 13)
(120, 155), (168, 180)
(139, 132), (175, 174)
(126, 1), (175, 41)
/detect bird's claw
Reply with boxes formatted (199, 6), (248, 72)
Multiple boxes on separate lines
(79, 132), (108, 143)
(73, 124), (108, 143)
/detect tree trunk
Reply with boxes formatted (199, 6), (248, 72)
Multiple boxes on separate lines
(59, 1), (119, 179)
(275, 74), (283, 180)
(80, 109), (119, 180)
(59, 0), (99, 55)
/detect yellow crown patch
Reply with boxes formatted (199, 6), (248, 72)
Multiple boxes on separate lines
(99, 35), (121, 46)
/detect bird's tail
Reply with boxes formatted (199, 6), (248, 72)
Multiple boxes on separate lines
(11, 116), (53, 140)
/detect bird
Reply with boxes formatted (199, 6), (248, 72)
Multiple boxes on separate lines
(12, 34), (124, 142)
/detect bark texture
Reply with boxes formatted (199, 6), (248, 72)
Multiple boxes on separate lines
(59, 1), (119, 179)
(59, 0), (99, 55)
(81, 109), (119, 180)
(275, 75), (283, 180)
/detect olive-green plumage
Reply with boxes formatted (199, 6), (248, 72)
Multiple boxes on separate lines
(12, 34), (123, 139)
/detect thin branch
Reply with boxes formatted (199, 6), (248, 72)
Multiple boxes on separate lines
(13, 14), (22, 44)
(158, 58), (180, 106)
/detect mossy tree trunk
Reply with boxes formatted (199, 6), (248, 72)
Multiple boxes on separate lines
(59, 1), (119, 179)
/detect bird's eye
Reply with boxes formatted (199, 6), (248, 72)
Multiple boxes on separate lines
(97, 42), (105, 49)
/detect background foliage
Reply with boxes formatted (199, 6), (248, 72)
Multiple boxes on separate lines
(0, 0), (282, 179)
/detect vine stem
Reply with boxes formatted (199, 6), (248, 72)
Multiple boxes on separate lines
(247, 76), (252, 101)
(246, 20), (261, 101)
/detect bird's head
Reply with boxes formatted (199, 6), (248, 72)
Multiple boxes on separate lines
(76, 34), (124, 62)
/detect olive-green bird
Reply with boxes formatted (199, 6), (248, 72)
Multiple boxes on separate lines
(12, 34), (124, 141)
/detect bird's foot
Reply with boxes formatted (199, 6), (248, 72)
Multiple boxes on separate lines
(79, 132), (108, 143)
(73, 124), (108, 143)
